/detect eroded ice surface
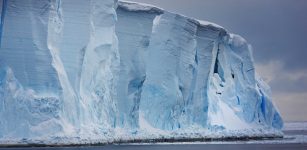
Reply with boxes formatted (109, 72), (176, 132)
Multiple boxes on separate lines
(0, 0), (283, 144)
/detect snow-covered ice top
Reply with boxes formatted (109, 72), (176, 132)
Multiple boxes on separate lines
(118, 0), (164, 13)
(0, 0), (283, 145)
(118, 1), (224, 29)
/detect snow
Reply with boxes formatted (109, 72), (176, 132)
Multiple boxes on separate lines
(197, 20), (224, 29)
(118, 0), (164, 13)
(209, 99), (251, 130)
(0, 0), (283, 145)
(139, 112), (167, 135)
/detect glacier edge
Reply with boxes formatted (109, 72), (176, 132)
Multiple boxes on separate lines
(0, 0), (283, 144)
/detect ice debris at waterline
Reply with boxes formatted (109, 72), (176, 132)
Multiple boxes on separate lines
(0, 0), (283, 144)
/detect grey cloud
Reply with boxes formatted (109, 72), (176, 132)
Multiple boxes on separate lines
(270, 74), (307, 93)
(131, 0), (307, 72)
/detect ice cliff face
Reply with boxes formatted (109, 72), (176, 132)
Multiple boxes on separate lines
(0, 0), (283, 144)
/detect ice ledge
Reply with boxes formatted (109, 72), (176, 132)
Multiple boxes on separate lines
(118, 1), (164, 14)
(118, 1), (225, 30)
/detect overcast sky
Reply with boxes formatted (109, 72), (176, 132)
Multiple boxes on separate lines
(130, 0), (307, 122)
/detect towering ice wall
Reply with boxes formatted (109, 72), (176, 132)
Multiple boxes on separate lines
(0, 0), (120, 140)
(0, 0), (72, 138)
(0, 0), (283, 144)
(79, 0), (120, 130)
(116, 1), (282, 131)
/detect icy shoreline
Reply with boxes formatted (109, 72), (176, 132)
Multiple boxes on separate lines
(0, 137), (284, 147)
(0, 128), (283, 146)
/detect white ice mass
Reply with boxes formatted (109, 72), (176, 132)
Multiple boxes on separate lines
(0, 0), (283, 144)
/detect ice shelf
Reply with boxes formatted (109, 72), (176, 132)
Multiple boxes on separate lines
(0, 0), (283, 144)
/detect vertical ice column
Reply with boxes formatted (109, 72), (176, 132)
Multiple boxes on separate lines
(115, 5), (160, 129)
(47, 0), (80, 129)
(0, 0), (61, 95)
(183, 24), (225, 127)
(223, 34), (282, 128)
(206, 34), (256, 129)
(175, 19), (198, 128)
(79, 0), (120, 128)
(206, 33), (283, 129)
(58, 0), (91, 93)
(140, 13), (198, 130)
(223, 34), (258, 123)
(0, 0), (76, 138)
